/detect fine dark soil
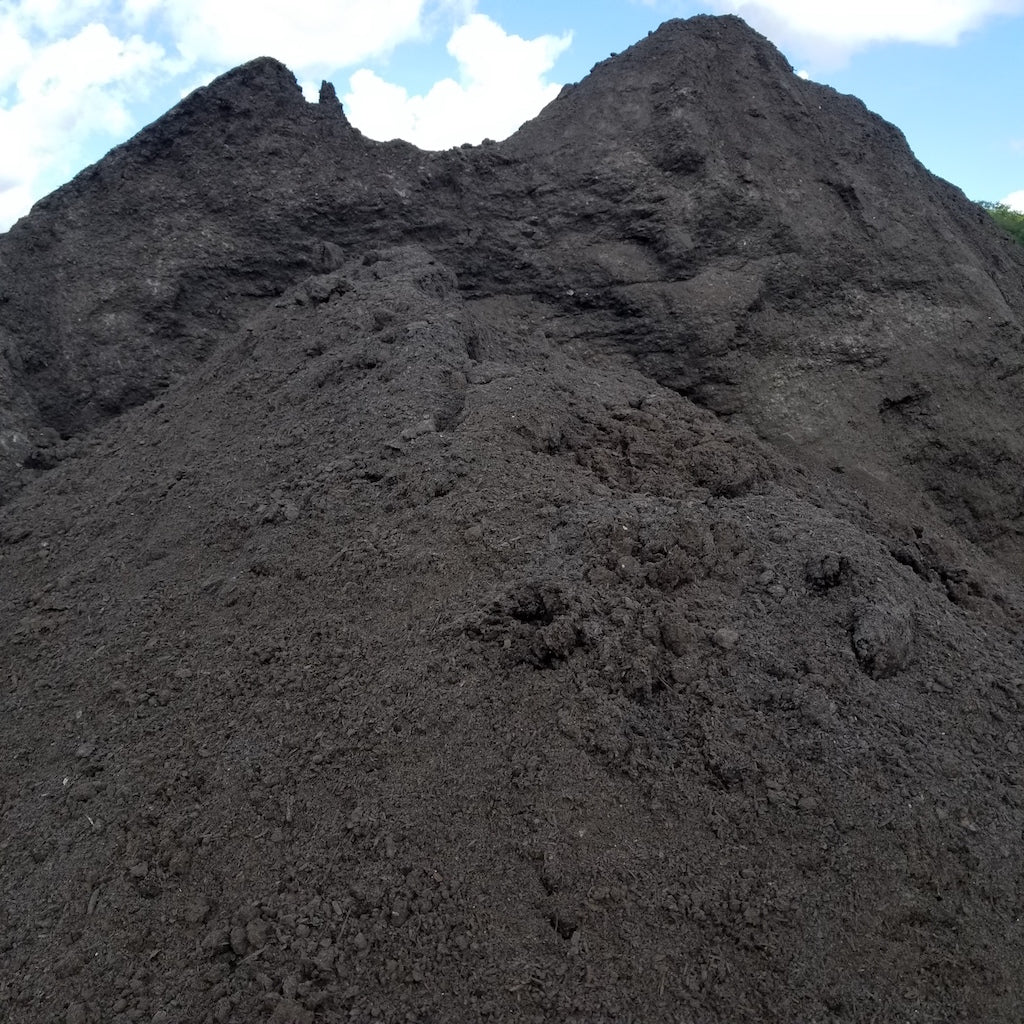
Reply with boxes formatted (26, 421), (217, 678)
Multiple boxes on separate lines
(1, 15), (1023, 1024)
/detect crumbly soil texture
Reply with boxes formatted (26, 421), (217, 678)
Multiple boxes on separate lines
(2, 15), (1024, 1024)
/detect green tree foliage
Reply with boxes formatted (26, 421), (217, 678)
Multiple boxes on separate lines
(980, 201), (1024, 246)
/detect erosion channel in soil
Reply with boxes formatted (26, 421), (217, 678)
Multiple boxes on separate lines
(2, 14), (1024, 1024)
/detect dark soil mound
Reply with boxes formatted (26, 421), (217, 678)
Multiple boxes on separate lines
(1, 15), (1023, 1024)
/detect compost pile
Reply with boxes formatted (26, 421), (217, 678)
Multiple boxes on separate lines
(2, 15), (1024, 1024)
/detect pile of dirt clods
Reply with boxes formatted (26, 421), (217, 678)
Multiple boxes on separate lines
(2, 15), (1024, 1024)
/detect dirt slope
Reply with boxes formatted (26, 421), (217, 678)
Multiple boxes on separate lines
(1, 14), (1023, 1024)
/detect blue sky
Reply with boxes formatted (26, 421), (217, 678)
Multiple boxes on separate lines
(1, 0), (1022, 231)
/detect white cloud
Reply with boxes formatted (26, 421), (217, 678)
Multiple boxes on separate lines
(1002, 190), (1024, 212)
(343, 13), (571, 149)
(0, 18), (33, 91)
(14, 0), (109, 37)
(0, 182), (33, 231)
(0, 14), (165, 230)
(153, 0), (433, 73)
(448, 11), (569, 85)
(122, 0), (165, 23)
(17, 22), (161, 103)
(713, 0), (1024, 63)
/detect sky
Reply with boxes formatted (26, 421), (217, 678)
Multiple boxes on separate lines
(1, 0), (1023, 232)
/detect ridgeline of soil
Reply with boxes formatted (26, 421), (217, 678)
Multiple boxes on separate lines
(1, 15), (1023, 1024)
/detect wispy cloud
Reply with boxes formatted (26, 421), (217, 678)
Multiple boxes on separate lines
(1002, 189), (1024, 212)
(710, 0), (1024, 66)
(343, 14), (571, 149)
(0, 7), (165, 229)
(146, 0), (434, 73)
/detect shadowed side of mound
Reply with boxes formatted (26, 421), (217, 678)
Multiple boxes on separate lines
(0, 57), (421, 504)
